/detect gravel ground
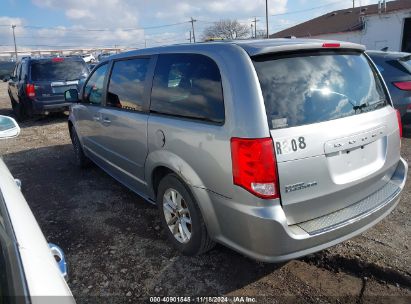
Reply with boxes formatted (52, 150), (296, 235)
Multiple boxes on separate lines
(0, 81), (410, 303)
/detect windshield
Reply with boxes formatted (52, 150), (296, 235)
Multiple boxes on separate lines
(253, 51), (388, 129)
(30, 59), (89, 81)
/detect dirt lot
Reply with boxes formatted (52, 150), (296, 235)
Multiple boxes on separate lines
(0, 81), (410, 303)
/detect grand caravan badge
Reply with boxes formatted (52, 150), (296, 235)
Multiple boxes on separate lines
(285, 181), (318, 193)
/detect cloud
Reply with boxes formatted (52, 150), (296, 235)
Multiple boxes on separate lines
(32, 0), (139, 28)
(66, 9), (90, 20)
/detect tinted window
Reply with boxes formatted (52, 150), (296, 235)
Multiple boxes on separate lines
(107, 58), (149, 111)
(16, 63), (22, 80)
(21, 61), (28, 81)
(150, 54), (224, 123)
(12, 63), (18, 78)
(83, 63), (108, 105)
(253, 52), (387, 129)
(30, 59), (88, 81)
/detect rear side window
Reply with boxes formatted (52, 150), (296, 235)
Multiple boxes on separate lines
(30, 59), (88, 81)
(253, 51), (388, 129)
(107, 58), (149, 111)
(150, 53), (224, 123)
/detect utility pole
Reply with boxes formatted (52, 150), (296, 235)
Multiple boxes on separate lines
(190, 17), (197, 43)
(188, 30), (192, 43)
(250, 24), (254, 39)
(265, 0), (269, 38)
(252, 17), (259, 39)
(353, 0), (355, 8)
(144, 39), (147, 48)
(11, 25), (17, 61)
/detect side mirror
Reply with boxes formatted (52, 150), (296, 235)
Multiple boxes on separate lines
(0, 115), (20, 139)
(64, 88), (80, 103)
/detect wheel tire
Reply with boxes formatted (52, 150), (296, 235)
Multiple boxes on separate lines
(157, 174), (215, 256)
(70, 126), (90, 168)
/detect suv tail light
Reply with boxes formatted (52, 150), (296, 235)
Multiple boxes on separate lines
(396, 110), (403, 138)
(25, 84), (35, 99)
(393, 81), (411, 91)
(52, 57), (64, 62)
(230, 137), (279, 199)
(322, 43), (340, 48)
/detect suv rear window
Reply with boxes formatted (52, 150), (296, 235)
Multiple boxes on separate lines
(253, 51), (387, 129)
(150, 53), (224, 124)
(30, 59), (88, 81)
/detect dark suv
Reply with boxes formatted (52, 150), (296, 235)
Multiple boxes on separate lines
(367, 50), (411, 134)
(8, 56), (89, 121)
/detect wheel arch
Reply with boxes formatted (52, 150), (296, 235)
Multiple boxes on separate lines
(146, 151), (220, 238)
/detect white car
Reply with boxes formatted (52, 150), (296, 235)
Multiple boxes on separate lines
(0, 115), (75, 303)
(81, 54), (95, 63)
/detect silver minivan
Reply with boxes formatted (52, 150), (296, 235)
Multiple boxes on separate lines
(66, 39), (408, 262)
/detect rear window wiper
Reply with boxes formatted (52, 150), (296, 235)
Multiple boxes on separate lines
(353, 102), (368, 112)
(354, 100), (386, 113)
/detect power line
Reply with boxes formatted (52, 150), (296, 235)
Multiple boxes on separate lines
(14, 21), (190, 32)
(270, 0), (347, 17)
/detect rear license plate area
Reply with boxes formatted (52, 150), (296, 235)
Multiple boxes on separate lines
(51, 85), (77, 94)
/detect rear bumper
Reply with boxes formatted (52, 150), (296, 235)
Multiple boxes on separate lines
(32, 99), (72, 114)
(194, 157), (408, 262)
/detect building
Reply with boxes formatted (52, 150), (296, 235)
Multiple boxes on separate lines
(271, 0), (411, 52)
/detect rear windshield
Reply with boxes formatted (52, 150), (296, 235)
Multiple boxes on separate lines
(30, 59), (88, 81)
(253, 51), (388, 129)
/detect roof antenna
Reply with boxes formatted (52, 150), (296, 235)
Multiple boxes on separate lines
(381, 46), (388, 52)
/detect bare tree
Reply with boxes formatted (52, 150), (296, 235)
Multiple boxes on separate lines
(202, 19), (249, 41)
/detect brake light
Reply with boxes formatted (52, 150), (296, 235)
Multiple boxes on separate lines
(322, 43), (340, 48)
(25, 84), (35, 99)
(52, 57), (64, 62)
(230, 137), (279, 199)
(396, 110), (403, 138)
(393, 81), (411, 91)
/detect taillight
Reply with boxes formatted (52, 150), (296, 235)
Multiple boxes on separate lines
(230, 137), (279, 199)
(52, 57), (64, 62)
(322, 42), (340, 48)
(393, 81), (411, 91)
(25, 84), (35, 99)
(396, 110), (403, 138)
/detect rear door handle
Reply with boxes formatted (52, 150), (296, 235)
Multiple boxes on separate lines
(102, 118), (111, 125)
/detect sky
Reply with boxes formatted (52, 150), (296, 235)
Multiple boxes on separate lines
(0, 0), (380, 52)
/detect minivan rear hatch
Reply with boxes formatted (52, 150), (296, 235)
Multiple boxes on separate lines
(253, 49), (401, 225)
